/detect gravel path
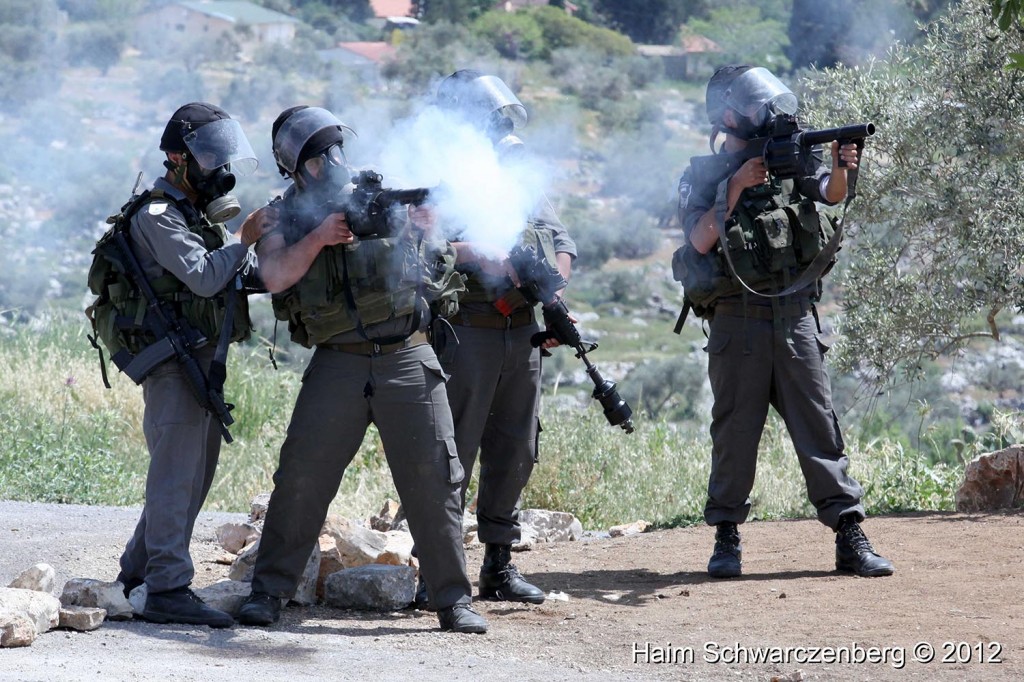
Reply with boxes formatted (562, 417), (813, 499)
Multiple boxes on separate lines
(3, 501), (1022, 681)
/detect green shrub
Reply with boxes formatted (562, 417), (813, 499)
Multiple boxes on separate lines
(530, 6), (634, 58)
(471, 11), (545, 60)
(0, 315), (965, 529)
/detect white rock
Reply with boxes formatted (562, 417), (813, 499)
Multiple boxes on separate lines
(519, 509), (584, 543)
(59, 579), (133, 621)
(0, 611), (36, 647)
(128, 584), (148, 615)
(193, 580), (253, 616)
(608, 520), (649, 537)
(216, 522), (261, 554)
(58, 606), (105, 631)
(7, 564), (56, 593)
(0, 588), (61, 634)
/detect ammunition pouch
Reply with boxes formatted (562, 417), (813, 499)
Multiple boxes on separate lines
(272, 235), (465, 349)
(672, 196), (837, 326)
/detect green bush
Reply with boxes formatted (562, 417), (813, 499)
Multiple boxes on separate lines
(0, 314), (966, 529)
(471, 11), (545, 60)
(620, 355), (706, 422)
(530, 6), (634, 58)
(381, 21), (498, 92)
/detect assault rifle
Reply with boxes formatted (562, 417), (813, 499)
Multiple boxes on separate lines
(303, 170), (432, 239)
(691, 114), (875, 193)
(108, 229), (236, 443)
(508, 244), (635, 434)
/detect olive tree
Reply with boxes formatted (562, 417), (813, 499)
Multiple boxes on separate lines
(800, 0), (1024, 385)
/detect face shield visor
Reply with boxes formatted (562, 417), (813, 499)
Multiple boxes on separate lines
(181, 118), (258, 222)
(182, 118), (258, 176)
(440, 74), (528, 152)
(273, 107), (355, 175)
(722, 67), (798, 130)
(462, 75), (527, 130)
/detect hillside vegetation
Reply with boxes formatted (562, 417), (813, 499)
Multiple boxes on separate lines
(1, 0), (1019, 523)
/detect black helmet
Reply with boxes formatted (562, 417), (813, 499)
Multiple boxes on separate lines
(271, 106), (354, 178)
(160, 102), (231, 153)
(705, 65), (753, 126)
(706, 65), (798, 129)
(435, 70), (527, 132)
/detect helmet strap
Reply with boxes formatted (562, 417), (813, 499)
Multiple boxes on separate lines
(709, 125), (721, 153)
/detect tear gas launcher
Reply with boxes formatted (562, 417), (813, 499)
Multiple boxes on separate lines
(507, 244), (635, 434)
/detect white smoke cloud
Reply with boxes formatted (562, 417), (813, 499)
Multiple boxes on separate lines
(374, 103), (552, 257)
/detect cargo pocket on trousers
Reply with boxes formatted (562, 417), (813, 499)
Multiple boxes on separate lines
(444, 438), (464, 485)
(421, 355), (456, 442)
(706, 332), (735, 412)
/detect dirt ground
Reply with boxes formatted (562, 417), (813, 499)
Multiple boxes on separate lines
(1, 501), (1021, 681)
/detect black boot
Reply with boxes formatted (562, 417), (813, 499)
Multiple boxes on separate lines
(437, 603), (488, 634)
(117, 575), (144, 599)
(707, 522), (742, 578)
(835, 516), (894, 577)
(236, 591), (283, 626)
(141, 586), (234, 628)
(478, 544), (545, 604)
(410, 575), (434, 611)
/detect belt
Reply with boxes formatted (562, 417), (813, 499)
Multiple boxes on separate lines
(714, 301), (808, 320)
(454, 308), (535, 329)
(319, 330), (429, 356)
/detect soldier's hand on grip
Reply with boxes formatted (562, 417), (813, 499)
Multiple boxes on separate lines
(315, 212), (355, 247)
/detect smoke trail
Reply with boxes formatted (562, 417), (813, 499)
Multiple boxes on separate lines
(374, 103), (551, 256)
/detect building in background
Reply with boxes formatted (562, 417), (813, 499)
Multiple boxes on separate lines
(637, 33), (720, 81)
(134, 1), (300, 56)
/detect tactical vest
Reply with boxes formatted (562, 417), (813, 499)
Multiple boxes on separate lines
(270, 195), (466, 348)
(460, 224), (559, 307)
(86, 189), (253, 361)
(672, 180), (837, 316)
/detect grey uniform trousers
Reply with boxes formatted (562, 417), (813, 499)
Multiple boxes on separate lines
(446, 320), (542, 546)
(118, 348), (222, 593)
(251, 343), (473, 610)
(704, 308), (865, 530)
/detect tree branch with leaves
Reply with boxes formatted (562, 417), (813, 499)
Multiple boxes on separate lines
(800, 0), (1024, 387)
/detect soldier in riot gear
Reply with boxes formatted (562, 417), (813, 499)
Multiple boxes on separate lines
(108, 102), (264, 627)
(675, 66), (893, 580)
(419, 70), (578, 606)
(235, 106), (487, 634)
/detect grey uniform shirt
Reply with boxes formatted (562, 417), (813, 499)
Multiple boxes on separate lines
(129, 177), (249, 297)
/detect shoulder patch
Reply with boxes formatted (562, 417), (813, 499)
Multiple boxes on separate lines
(147, 201), (169, 216)
(678, 178), (692, 211)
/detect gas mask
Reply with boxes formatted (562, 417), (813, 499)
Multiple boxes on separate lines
(272, 107), (354, 188)
(298, 142), (351, 203)
(486, 110), (525, 159)
(180, 119), (258, 223)
(186, 158), (240, 222)
(438, 73), (528, 157)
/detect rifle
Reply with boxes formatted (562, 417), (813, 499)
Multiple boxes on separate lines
(109, 228), (236, 443)
(508, 244), (635, 434)
(691, 114), (875, 198)
(304, 170), (432, 239)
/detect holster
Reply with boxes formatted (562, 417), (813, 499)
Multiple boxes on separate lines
(429, 317), (460, 374)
